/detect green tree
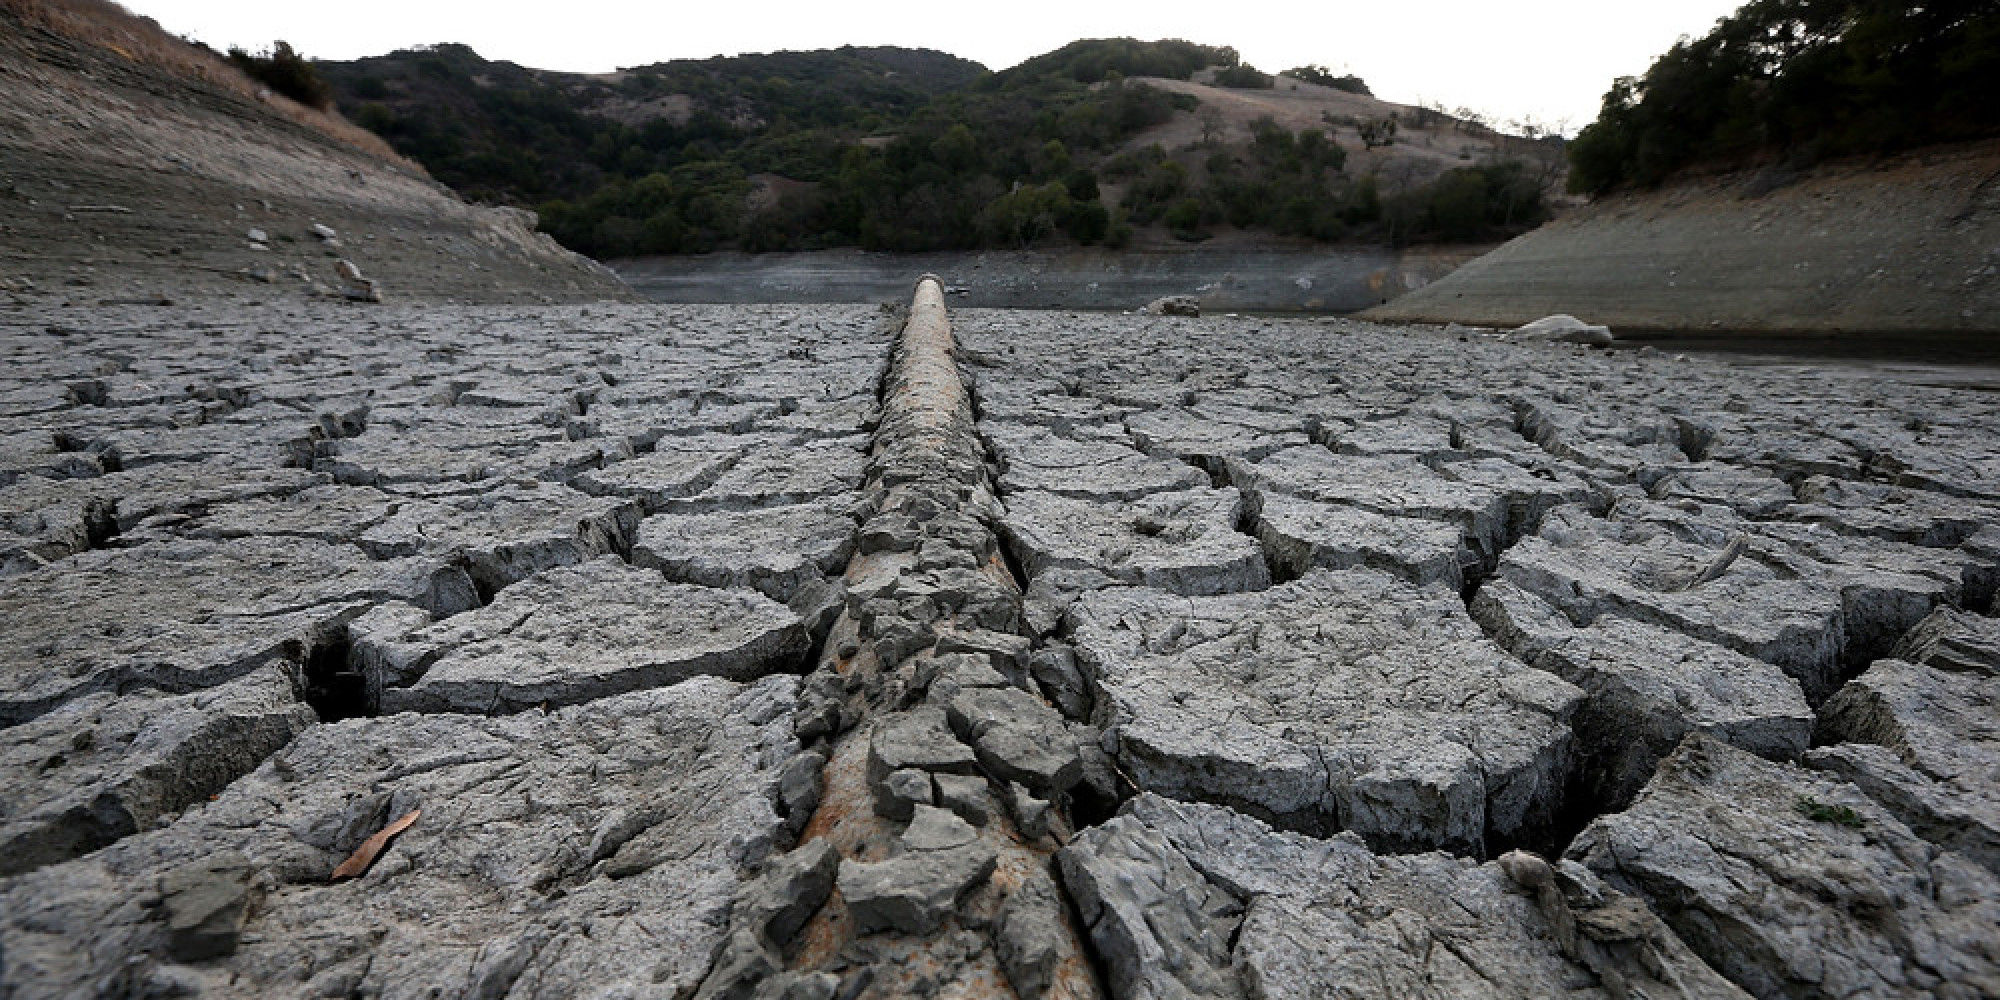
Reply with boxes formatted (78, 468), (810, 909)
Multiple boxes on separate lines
(1284, 65), (1371, 94)
(227, 40), (333, 109)
(1568, 0), (2000, 195)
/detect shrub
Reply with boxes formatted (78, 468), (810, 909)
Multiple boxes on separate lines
(1283, 65), (1372, 95)
(227, 41), (332, 109)
(1212, 64), (1274, 89)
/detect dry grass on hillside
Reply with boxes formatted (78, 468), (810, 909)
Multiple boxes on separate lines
(3, 0), (426, 175)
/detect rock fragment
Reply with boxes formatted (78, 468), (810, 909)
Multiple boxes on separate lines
(837, 817), (998, 936)
(994, 868), (1071, 1000)
(1569, 734), (2000, 1000)
(944, 685), (1083, 797)
(867, 706), (981, 784)
(159, 852), (258, 962)
(693, 839), (841, 1000)
(1057, 808), (1246, 1000)
(0, 666), (315, 876)
(1808, 654), (2000, 873)
(334, 258), (380, 302)
(1141, 294), (1201, 317)
(1001, 487), (1269, 596)
(1512, 314), (1613, 346)
(363, 557), (809, 714)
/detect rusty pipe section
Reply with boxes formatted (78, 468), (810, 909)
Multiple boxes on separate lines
(692, 277), (1103, 1000)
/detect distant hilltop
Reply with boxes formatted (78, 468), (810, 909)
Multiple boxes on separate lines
(312, 38), (1568, 258)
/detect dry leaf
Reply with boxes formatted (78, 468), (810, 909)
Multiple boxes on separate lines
(330, 808), (421, 882)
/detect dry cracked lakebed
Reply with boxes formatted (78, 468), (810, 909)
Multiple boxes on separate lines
(3, 288), (1999, 999)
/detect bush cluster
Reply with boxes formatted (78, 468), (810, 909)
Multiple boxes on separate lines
(227, 41), (332, 110)
(1283, 65), (1372, 95)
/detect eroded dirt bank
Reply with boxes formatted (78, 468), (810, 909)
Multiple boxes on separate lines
(0, 6), (630, 305)
(1366, 140), (2000, 336)
(3, 289), (1998, 998)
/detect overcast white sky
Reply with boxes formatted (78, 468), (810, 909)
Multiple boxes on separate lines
(122, 0), (1746, 132)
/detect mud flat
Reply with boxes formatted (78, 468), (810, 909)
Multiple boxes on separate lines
(613, 245), (1486, 312)
(3, 291), (2000, 999)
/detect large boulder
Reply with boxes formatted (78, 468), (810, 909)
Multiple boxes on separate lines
(1511, 314), (1613, 346)
(1140, 294), (1202, 317)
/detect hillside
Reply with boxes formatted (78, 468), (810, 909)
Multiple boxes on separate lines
(1363, 139), (2000, 334)
(1366, 1), (2000, 336)
(317, 39), (1563, 257)
(0, 0), (629, 304)
(316, 43), (986, 208)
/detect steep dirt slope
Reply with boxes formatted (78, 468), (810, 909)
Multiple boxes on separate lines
(0, 1), (630, 304)
(1365, 140), (2000, 336)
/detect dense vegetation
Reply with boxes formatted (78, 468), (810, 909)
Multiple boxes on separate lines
(317, 38), (1547, 256)
(1284, 65), (1372, 95)
(1568, 0), (2000, 194)
(226, 40), (333, 110)
(317, 43), (982, 207)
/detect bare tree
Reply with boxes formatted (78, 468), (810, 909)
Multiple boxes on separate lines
(1198, 106), (1226, 148)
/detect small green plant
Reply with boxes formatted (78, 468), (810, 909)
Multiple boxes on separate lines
(1796, 795), (1864, 829)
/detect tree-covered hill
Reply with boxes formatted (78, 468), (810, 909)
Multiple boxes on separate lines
(1567, 0), (2000, 195)
(317, 38), (1554, 256)
(316, 43), (984, 206)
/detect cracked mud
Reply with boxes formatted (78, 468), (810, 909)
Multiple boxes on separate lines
(4, 290), (2000, 999)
